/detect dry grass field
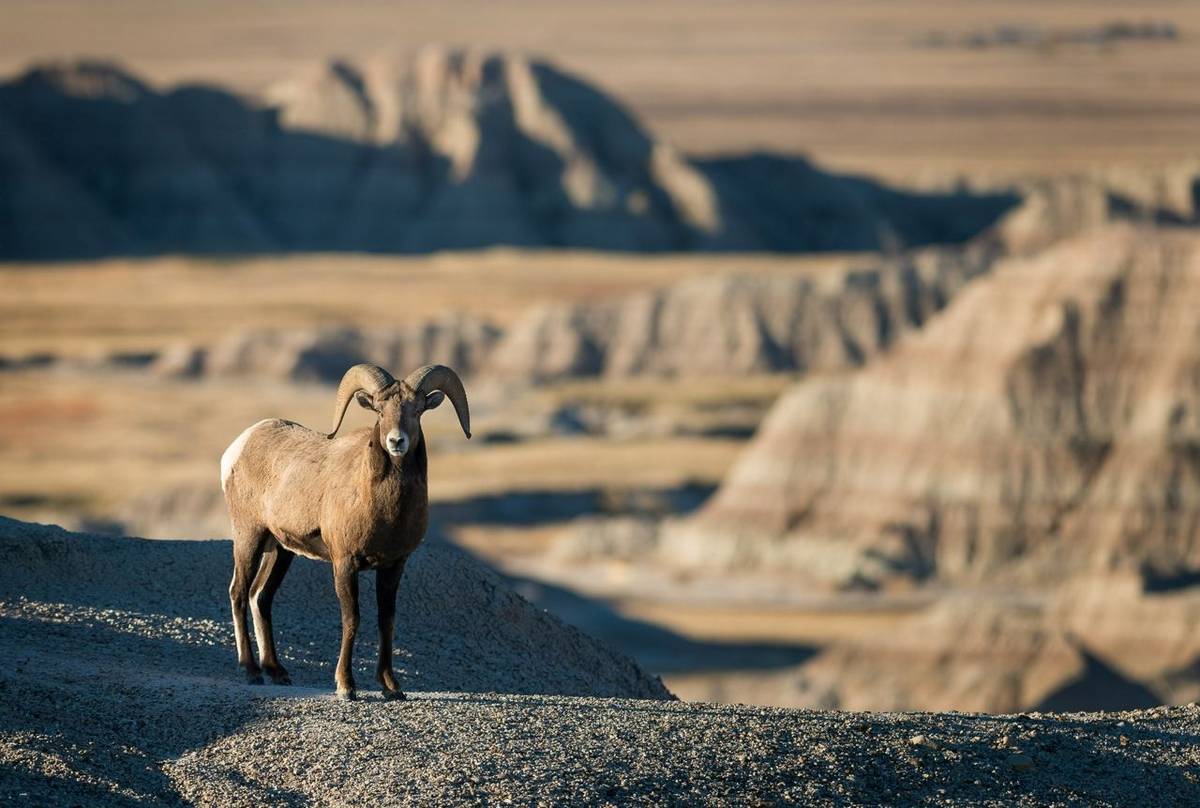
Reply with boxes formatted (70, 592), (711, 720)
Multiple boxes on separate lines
(0, 371), (754, 524)
(0, 252), (850, 357)
(1, 0), (1198, 182)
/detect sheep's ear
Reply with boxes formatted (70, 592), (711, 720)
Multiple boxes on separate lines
(354, 390), (376, 411)
(424, 391), (445, 411)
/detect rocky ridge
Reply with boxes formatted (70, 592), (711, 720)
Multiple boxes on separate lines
(3, 521), (1199, 805)
(0, 51), (1018, 258)
(153, 312), (501, 384)
(485, 244), (998, 384)
(0, 516), (668, 700)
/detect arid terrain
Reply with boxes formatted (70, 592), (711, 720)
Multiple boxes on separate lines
(3, 18), (1200, 707)
(4, 1), (1200, 801)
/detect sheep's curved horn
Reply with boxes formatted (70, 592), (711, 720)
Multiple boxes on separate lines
(328, 364), (396, 438)
(404, 364), (471, 439)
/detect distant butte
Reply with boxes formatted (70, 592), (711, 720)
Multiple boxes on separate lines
(0, 51), (1017, 259)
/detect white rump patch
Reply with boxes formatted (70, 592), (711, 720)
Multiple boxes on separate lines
(221, 419), (274, 493)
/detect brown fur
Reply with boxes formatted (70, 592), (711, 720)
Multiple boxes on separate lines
(223, 378), (453, 699)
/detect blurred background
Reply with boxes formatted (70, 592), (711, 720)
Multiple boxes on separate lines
(2, 0), (1200, 711)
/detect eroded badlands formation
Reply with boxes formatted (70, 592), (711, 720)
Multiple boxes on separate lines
(0, 51), (1016, 259)
(661, 224), (1200, 711)
(675, 225), (1200, 589)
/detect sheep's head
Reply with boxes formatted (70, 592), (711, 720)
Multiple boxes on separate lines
(328, 364), (471, 457)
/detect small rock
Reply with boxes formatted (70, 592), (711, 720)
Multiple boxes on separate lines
(910, 733), (940, 751)
(1007, 753), (1033, 771)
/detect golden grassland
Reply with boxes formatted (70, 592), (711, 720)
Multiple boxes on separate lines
(0, 372), (752, 521)
(619, 599), (922, 646)
(0, 251), (849, 357)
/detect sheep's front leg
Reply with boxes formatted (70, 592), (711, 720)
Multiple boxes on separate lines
(375, 559), (407, 700)
(332, 557), (360, 700)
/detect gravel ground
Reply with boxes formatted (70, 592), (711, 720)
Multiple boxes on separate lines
(3, 517), (1200, 805)
(0, 517), (667, 700)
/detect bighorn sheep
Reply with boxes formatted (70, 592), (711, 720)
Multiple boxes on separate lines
(220, 363), (470, 700)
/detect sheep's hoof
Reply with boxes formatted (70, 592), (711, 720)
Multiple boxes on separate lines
(245, 671), (264, 685)
(336, 688), (357, 701)
(382, 688), (407, 701)
(264, 667), (291, 685)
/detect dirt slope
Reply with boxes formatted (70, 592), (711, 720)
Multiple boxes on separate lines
(0, 517), (667, 700)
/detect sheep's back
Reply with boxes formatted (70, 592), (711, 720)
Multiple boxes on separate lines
(222, 419), (332, 535)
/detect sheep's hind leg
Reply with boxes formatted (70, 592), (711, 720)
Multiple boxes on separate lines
(229, 526), (268, 684)
(250, 538), (295, 685)
(375, 559), (407, 701)
(332, 557), (360, 700)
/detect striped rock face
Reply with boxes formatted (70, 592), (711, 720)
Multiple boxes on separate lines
(666, 224), (1200, 591)
(483, 246), (996, 386)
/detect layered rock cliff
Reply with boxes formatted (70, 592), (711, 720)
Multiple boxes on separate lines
(668, 225), (1200, 590)
(485, 245), (998, 384)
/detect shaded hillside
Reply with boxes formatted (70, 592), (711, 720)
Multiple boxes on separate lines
(667, 225), (1200, 589)
(0, 52), (1019, 259)
(0, 516), (668, 699)
(523, 219), (1200, 715)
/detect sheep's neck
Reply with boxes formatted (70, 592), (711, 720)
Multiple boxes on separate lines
(357, 427), (429, 554)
